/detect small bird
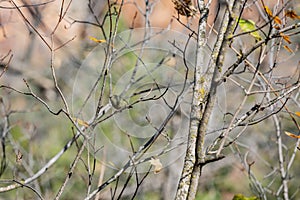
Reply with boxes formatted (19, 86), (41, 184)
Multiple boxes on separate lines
(110, 95), (128, 109)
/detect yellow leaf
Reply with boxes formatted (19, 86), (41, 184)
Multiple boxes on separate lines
(71, 117), (89, 127)
(233, 193), (259, 200)
(274, 16), (282, 25)
(285, 131), (300, 139)
(264, 6), (273, 17)
(283, 45), (293, 53)
(285, 10), (300, 19)
(295, 112), (300, 117)
(238, 19), (262, 41)
(149, 158), (162, 174)
(89, 36), (106, 43)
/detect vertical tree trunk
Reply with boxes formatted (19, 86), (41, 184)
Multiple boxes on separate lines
(175, 0), (243, 199)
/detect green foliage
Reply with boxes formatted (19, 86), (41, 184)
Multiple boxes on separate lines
(195, 190), (221, 200)
(232, 193), (258, 200)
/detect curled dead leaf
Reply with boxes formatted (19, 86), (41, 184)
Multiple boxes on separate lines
(285, 131), (300, 139)
(280, 33), (292, 44)
(172, 0), (197, 17)
(273, 25), (281, 30)
(16, 150), (23, 165)
(285, 10), (300, 19)
(283, 45), (293, 53)
(274, 16), (282, 25)
(149, 158), (163, 174)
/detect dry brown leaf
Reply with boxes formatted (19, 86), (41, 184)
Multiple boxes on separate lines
(280, 33), (292, 44)
(273, 25), (281, 30)
(283, 45), (293, 53)
(16, 150), (23, 165)
(172, 0), (197, 17)
(285, 10), (300, 19)
(285, 131), (300, 139)
(149, 158), (163, 174)
(274, 16), (282, 25)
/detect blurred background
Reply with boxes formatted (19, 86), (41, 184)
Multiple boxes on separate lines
(0, 0), (300, 199)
